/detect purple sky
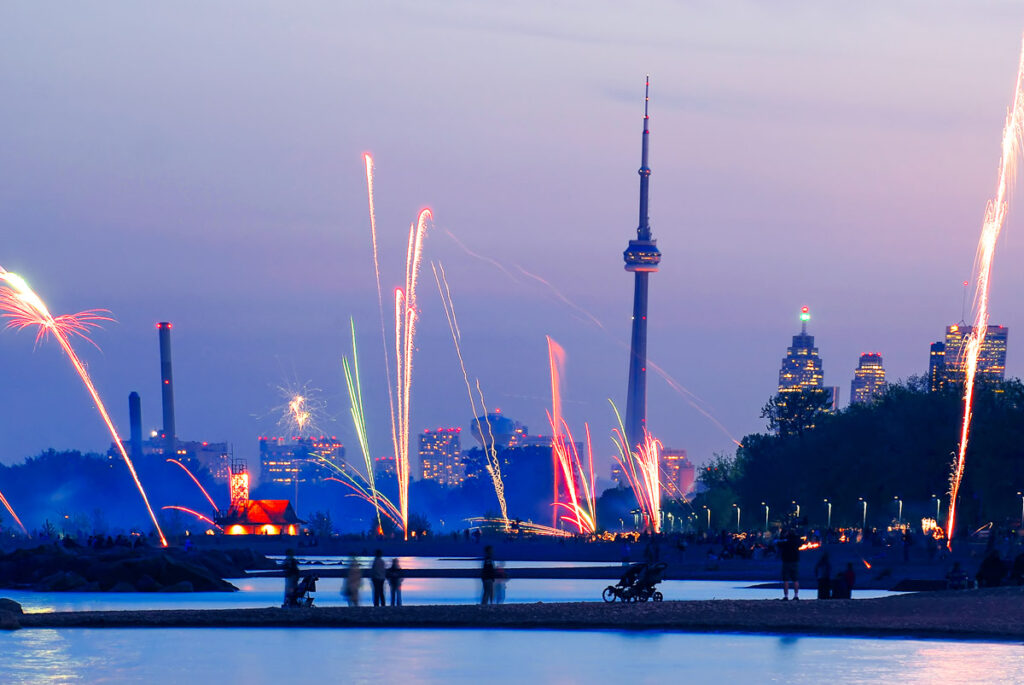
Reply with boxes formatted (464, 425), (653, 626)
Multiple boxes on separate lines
(2, 2), (1024, 474)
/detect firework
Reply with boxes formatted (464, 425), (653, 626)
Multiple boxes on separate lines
(325, 475), (403, 529)
(166, 459), (218, 512)
(432, 261), (509, 526)
(0, 268), (167, 546)
(547, 336), (597, 534)
(610, 400), (661, 533)
(273, 380), (327, 439)
(342, 317), (382, 532)
(466, 517), (573, 538)
(391, 208), (432, 537)
(161, 505), (222, 531)
(947, 35), (1024, 547)
(0, 488), (27, 535)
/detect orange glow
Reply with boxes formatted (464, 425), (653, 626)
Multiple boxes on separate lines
(861, 559), (872, 569)
(226, 525), (247, 535)
(260, 524), (279, 535)
(798, 541), (821, 551)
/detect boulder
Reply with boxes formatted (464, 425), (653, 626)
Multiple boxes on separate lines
(161, 580), (194, 593)
(135, 574), (159, 592)
(0, 598), (23, 615)
(0, 611), (19, 630)
(109, 581), (137, 592)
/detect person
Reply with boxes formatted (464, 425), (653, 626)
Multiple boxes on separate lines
(343, 555), (362, 607)
(494, 562), (508, 604)
(386, 558), (403, 606)
(814, 551), (832, 600)
(778, 530), (802, 600)
(842, 562), (856, 598)
(282, 549), (300, 607)
(481, 545), (496, 605)
(976, 549), (1007, 588)
(946, 561), (970, 590)
(371, 550), (387, 607)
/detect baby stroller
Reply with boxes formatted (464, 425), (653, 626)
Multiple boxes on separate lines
(283, 574), (319, 608)
(602, 562), (668, 602)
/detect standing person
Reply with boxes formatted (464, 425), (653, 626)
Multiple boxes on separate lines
(282, 549), (300, 608)
(343, 555), (362, 607)
(814, 551), (832, 600)
(778, 530), (802, 600)
(494, 562), (508, 604)
(481, 545), (496, 605)
(386, 558), (403, 606)
(371, 550), (387, 607)
(842, 562), (856, 598)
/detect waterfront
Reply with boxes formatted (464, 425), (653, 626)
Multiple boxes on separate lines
(3, 627), (1022, 684)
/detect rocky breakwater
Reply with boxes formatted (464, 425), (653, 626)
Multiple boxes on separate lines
(0, 543), (276, 593)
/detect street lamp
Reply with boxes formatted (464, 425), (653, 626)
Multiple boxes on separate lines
(762, 502), (769, 532)
(932, 494), (941, 525)
(824, 498), (832, 529)
(792, 500), (800, 518)
(1017, 492), (1024, 529)
(859, 497), (867, 531)
(703, 505), (711, 530)
(894, 496), (903, 526)
(733, 503), (741, 531)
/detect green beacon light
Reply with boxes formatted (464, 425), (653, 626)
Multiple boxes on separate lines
(799, 306), (810, 322)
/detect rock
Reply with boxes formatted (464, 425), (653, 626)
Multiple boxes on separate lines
(135, 574), (159, 592)
(34, 571), (88, 592)
(0, 611), (19, 630)
(109, 581), (137, 592)
(0, 598), (23, 614)
(161, 580), (194, 593)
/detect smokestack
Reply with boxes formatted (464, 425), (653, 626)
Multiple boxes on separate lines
(128, 391), (143, 460)
(157, 322), (176, 454)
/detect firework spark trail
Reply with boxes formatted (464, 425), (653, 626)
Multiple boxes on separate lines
(0, 488), (26, 534)
(391, 209), (432, 537)
(947, 36), (1024, 547)
(443, 228), (740, 446)
(432, 262), (509, 525)
(466, 517), (574, 538)
(342, 317), (383, 532)
(610, 399), (661, 533)
(166, 459), (218, 512)
(0, 269), (167, 546)
(161, 505), (222, 530)
(272, 379), (327, 439)
(548, 336), (565, 528)
(363, 154), (399, 477)
(325, 476), (403, 528)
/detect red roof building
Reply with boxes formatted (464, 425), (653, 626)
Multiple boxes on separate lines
(219, 499), (303, 536)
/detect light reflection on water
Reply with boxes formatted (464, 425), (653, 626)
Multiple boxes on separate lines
(1, 628), (1022, 684)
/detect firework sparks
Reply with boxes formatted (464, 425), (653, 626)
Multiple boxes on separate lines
(161, 505), (222, 531)
(273, 380), (326, 439)
(166, 459), (218, 512)
(610, 400), (661, 533)
(0, 488), (27, 535)
(342, 318), (383, 532)
(0, 268), (167, 546)
(325, 475), (403, 529)
(547, 336), (597, 534)
(391, 208), (432, 538)
(432, 261), (509, 526)
(947, 35), (1024, 548)
(466, 517), (574, 538)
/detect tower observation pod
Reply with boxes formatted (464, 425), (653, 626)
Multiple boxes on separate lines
(623, 75), (662, 450)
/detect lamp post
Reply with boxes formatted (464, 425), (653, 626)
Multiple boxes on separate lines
(792, 500), (800, 518)
(762, 502), (769, 532)
(733, 503), (741, 531)
(824, 498), (832, 529)
(1017, 491), (1024, 529)
(894, 496), (903, 526)
(703, 505), (711, 531)
(859, 497), (867, 531)
(932, 494), (941, 525)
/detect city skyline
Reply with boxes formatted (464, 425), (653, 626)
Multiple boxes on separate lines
(3, 4), (1024, 468)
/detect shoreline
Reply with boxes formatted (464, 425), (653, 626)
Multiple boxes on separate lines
(7, 589), (1024, 642)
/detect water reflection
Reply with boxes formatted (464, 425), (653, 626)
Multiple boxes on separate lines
(1, 628), (1021, 684)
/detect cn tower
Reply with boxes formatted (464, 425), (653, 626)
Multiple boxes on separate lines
(623, 76), (662, 449)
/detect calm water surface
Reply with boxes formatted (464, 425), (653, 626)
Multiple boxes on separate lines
(2, 628), (1022, 684)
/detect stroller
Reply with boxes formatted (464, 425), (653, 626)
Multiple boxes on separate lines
(602, 562), (668, 603)
(283, 574), (319, 608)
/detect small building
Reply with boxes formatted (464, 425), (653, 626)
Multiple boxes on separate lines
(219, 499), (303, 536)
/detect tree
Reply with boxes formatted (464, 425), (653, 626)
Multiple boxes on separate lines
(761, 389), (833, 438)
(307, 510), (334, 539)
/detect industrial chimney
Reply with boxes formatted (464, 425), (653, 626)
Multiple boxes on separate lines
(157, 322), (176, 454)
(128, 391), (143, 460)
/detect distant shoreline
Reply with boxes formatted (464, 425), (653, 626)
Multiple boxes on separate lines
(8, 588), (1024, 642)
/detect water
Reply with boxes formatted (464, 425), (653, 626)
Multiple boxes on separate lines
(2, 576), (895, 613)
(2, 628), (1022, 684)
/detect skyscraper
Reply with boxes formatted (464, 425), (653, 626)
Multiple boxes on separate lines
(623, 76), (662, 450)
(935, 324), (1008, 389)
(850, 353), (886, 405)
(660, 449), (695, 498)
(928, 341), (946, 393)
(419, 428), (464, 488)
(777, 307), (837, 409)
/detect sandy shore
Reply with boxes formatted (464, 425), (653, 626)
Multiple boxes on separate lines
(8, 588), (1024, 641)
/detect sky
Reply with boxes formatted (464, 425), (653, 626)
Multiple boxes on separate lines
(2, 2), (1024, 476)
